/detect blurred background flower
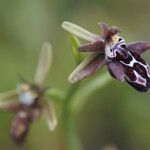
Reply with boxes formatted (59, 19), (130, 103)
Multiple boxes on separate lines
(0, 42), (57, 144)
(0, 0), (150, 150)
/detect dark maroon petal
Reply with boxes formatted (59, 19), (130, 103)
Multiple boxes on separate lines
(106, 60), (125, 82)
(79, 39), (105, 52)
(10, 111), (30, 144)
(98, 22), (110, 38)
(98, 22), (119, 42)
(106, 27), (119, 39)
(68, 53), (106, 83)
(127, 41), (150, 55)
(98, 22), (110, 33)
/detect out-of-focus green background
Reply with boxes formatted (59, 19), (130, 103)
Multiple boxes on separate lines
(0, 0), (150, 150)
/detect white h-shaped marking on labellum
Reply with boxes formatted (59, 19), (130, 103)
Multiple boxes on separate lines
(62, 21), (150, 92)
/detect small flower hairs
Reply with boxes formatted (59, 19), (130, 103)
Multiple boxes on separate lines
(0, 42), (57, 143)
(62, 22), (150, 92)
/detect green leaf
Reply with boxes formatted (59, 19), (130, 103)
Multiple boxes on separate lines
(68, 34), (82, 64)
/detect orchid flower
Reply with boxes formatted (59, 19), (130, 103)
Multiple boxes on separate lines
(62, 22), (150, 92)
(0, 42), (57, 143)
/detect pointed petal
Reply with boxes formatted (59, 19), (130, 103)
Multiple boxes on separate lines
(106, 60), (125, 82)
(42, 101), (57, 131)
(98, 22), (110, 34)
(0, 89), (18, 101)
(98, 22), (110, 39)
(79, 39), (105, 52)
(34, 42), (52, 85)
(0, 101), (21, 112)
(62, 22), (99, 41)
(106, 28), (119, 38)
(0, 90), (20, 112)
(98, 22), (119, 41)
(127, 41), (150, 55)
(68, 53), (106, 83)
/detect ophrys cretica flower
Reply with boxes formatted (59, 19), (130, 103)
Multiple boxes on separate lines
(0, 42), (57, 143)
(62, 22), (150, 92)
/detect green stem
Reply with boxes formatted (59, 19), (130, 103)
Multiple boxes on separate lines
(62, 83), (83, 150)
(62, 73), (112, 150)
(71, 72), (112, 113)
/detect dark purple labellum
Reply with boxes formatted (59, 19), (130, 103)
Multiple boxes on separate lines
(122, 50), (150, 92)
(11, 111), (30, 144)
(107, 38), (150, 92)
(67, 22), (150, 92)
(10, 104), (41, 144)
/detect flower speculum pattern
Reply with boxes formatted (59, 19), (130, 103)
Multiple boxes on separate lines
(64, 22), (150, 92)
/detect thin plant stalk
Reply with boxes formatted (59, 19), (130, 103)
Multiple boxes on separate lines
(62, 83), (82, 150)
